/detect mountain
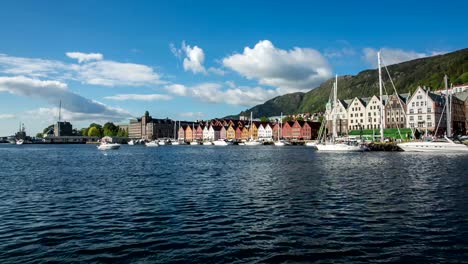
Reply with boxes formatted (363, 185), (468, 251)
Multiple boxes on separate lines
(230, 48), (468, 118)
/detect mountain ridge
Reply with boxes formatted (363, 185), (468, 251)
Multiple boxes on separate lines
(228, 48), (468, 118)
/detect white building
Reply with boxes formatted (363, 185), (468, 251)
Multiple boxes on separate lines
(365, 95), (384, 130)
(347, 97), (367, 131)
(406, 86), (445, 132)
(207, 126), (215, 141)
(258, 123), (273, 140)
(202, 126), (210, 140)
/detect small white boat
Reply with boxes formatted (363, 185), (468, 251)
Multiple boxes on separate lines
(16, 139), (24, 145)
(97, 142), (120, 150)
(244, 140), (262, 146)
(157, 140), (166, 146)
(315, 142), (363, 152)
(189, 141), (199, 145)
(128, 140), (135, 145)
(202, 141), (213, 145)
(171, 141), (180, 145)
(213, 140), (228, 146)
(274, 141), (285, 146)
(305, 141), (317, 147)
(145, 141), (159, 147)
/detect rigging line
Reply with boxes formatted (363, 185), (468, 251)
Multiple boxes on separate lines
(381, 80), (403, 139)
(381, 55), (415, 140)
(434, 96), (447, 137)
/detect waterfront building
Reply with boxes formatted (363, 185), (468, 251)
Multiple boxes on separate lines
(406, 87), (444, 132)
(385, 93), (409, 129)
(194, 125), (203, 140)
(207, 125), (215, 141)
(54, 121), (73, 136)
(128, 112), (176, 140)
(258, 123), (272, 141)
(301, 121), (321, 140)
(226, 125), (236, 140)
(235, 126), (243, 140)
(291, 120), (303, 139)
(282, 121), (293, 139)
(455, 92), (468, 134)
(364, 95), (385, 130)
(347, 97), (367, 131)
(241, 127), (249, 140)
(203, 126), (210, 140)
(184, 125), (193, 141)
(178, 126), (186, 140)
(272, 123), (280, 140)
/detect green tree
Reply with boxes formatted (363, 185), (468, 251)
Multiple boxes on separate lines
(144, 111), (150, 117)
(43, 124), (54, 135)
(88, 123), (103, 137)
(103, 122), (118, 136)
(296, 116), (304, 121)
(88, 126), (100, 137)
(282, 116), (293, 123)
(260, 116), (269, 122)
(80, 128), (89, 137)
(36, 133), (43, 138)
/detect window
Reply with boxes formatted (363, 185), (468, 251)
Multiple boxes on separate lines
(350, 113), (353, 117)
(360, 113), (363, 117)
(410, 116), (414, 121)
(368, 113), (371, 116)
(412, 102), (415, 107)
(350, 120), (353, 123)
(410, 109), (414, 114)
(418, 109), (422, 114)
(360, 119), (363, 123)
(416, 102), (419, 107)
(427, 115), (431, 120)
(428, 122), (432, 127)
(418, 116), (422, 121)
(427, 108), (431, 113)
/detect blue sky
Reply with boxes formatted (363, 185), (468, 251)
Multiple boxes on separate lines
(0, 0), (467, 136)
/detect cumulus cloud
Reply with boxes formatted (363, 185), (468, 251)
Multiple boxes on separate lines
(170, 42), (207, 74)
(164, 84), (188, 96)
(363, 47), (446, 67)
(166, 82), (281, 107)
(208, 67), (226, 76)
(66, 52), (103, 63)
(0, 53), (163, 87)
(0, 114), (15, 119)
(26, 107), (128, 123)
(104, 93), (172, 101)
(0, 76), (131, 121)
(223, 40), (332, 93)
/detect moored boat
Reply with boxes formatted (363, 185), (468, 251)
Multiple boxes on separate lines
(97, 142), (120, 150)
(145, 141), (159, 147)
(397, 137), (468, 152)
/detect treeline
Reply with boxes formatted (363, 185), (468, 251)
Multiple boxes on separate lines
(80, 122), (129, 137)
(37, 122), (128, 138)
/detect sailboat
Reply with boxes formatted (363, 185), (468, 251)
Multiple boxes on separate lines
(244, 112), (261, 146)
(171, 121), (180, 145)
(274, 112), (285, 146)
(398, 75), (468, 152)
(316, 75), (362, 152)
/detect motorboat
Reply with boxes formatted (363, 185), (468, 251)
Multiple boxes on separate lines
(16, 139), (24, 145)
(157, 140), (166, 146)
(397, 137), (468, 152)
(170, 140), (180, 145)
(97, 142), (120, 150)
(305, 141), (317, 147)
(202, 141), (213, 145)
(274, 141), (285, 146)
(189, 141), (200, 145)
(213, 140), (228, 146)
(244, 140), (262, 146)
(145, 141), (159, 147)
(128, 140), (135, 145)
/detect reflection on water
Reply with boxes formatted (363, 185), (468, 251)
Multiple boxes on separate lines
(0, 144), (467, 263)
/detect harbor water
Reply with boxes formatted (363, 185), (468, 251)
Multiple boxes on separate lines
(0, 144), (467, 263)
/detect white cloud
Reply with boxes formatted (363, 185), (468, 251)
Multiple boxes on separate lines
(104, 93), (172, 101)
(165, 84), (188, 96)
(223, 40), (332, 93)
(182, 42), (206, 74)
(0, 76), (131, 121)
(363, 47), (446, 67)
(0, 53), (163, 87)
(27, 107), (128, 123)
(324, 47), (356, 58)
(179, 112), (204, 118)
(0, 54), (66, 78)
(66, 52), (103, 63)
(73, 60), (163, 86)
(169, 43), (182, 59)
(0, 114), (15, 119)
(166, 82), (281, 107)
(208, 67), (226, 76)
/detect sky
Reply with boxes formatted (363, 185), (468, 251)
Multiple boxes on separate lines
(0, 0), (467, 136)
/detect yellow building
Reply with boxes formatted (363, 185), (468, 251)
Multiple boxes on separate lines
(184, 125), (193, 141)
(241, 127), (249, 140)
(226, 125), (236, 140)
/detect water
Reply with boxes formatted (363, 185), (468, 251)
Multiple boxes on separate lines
(0, 144), (467, 263)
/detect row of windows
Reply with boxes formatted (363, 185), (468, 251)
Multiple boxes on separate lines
(409, 122), (433, 128)
(409, 115), (432, 121)
(409, 108), (432, 114)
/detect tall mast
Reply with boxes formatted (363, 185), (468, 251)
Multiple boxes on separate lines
(378, 51), (385, 142)
(444, 75), (451, 136)
(279, 112), (283, 139)
(250, 111), (253, 140)
(425, 87), (429, 137)
(57, 100), (62, 137)
(332, 75), (338, 141)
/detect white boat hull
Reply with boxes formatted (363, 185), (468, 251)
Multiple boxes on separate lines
(145, 141), (159, 147)
(397, 141), (468, 152)
(171, 141), (180, 145)
(128, 140), (135, 145)
(305, 142), (317, 147)
(316, 143), (362, 152)
(16, 140), (24, 145)
(97, 143), (120, 150)
(244, 141), (261, 146)
(213, 140), (228, 146)
(189, 141), (199, 145)
(202, 141), (213, 145)
(274, 141), (285, 146)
